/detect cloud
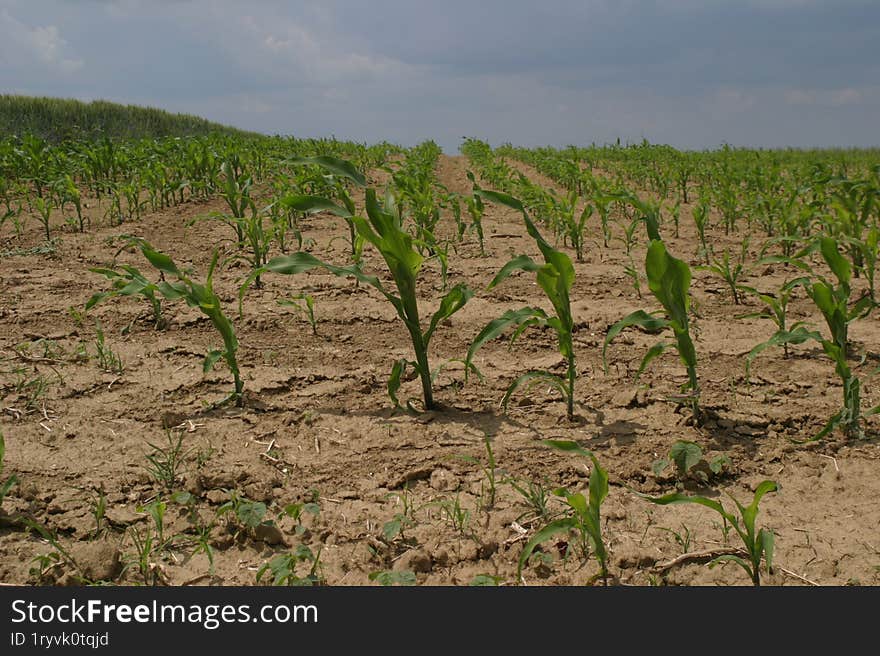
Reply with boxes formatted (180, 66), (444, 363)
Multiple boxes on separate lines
(0, 10), (84, 74)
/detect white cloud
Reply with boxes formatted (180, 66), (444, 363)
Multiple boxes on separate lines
(0, 10), (83, 74)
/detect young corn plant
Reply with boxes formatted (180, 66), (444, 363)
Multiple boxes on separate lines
(782, 237), (876, 439)
(30, 195), (54, 242)
(124, 238), (244, 406)
(465, 190), (579, 420)
(278, 293), (318, 335)
(698, 237), (751, 305)
(86, 264), (166, 329)
(639, 480), (778, 587)
(285, 155), (367, 262)
(465, 172), (486, 255)
(604, 239), (701, 421)
(693, 200), (711, 265)
(54, 175), (86, 233)
(518, 440), (609, 585)
(739, 276), (813, 378)
(551, 189), (592, 262)
(242, 161), (472, 412)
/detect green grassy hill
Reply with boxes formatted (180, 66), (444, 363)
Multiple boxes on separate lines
(0, 95), (261, 142)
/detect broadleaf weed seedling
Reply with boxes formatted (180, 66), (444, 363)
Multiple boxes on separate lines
(257, 545), (323, 586)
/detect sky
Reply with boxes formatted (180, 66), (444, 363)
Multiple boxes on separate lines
(1, 0), (878, 152)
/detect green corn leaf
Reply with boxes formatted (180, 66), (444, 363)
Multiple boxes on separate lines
(282, 194), (352, 218)
(502, 370), (567, 410)
(240, 251), (396, 315)
(759, 528), (775, 573)
(139, 244), (180, 276)
(287, 155), (366, 187)
(745, 327), (822, 379)
(475, 189), (525, 214)
(603, 310), (669, 372)
(637, 490), (732, 523)
(387, 358), (407, 408)
(636, 341), (670, 380)
(819, 236), (851, 286)
(586, 453), (609, 513)
(708, 554), (754, 579)
(423, 284), (473, 346)
(85, 291), (111, 311)
(645, 239), (690, 324)
(203, 349), (224, 373)
(488, 255), (543, 289)
(466, 307), (548, 371)
(565, 492), (589, 517)
(741, 480), (778, 534)
(155, 281), (188, 301)
(543, 439), (593, 458)
(517, 517), (575, 577)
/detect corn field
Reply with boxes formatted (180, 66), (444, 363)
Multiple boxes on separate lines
(1, 118), (879, 587)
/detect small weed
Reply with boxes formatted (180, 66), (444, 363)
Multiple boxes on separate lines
(93, 323), (124, 374)
(257, 545), (323, 586)
(144, 429), (192, 492)
(369, 570), (417, 586)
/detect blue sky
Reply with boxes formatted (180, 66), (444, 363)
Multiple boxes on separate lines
(1, 0), (878, 151)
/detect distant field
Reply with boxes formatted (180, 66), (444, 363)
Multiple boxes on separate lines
(0, 95), (260, 141)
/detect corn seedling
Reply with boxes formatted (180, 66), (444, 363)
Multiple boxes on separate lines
(465, 171), (487, 254)
(697, 237), (751, 305)
(53, 175), (86, 232)
(693, 200), (711, 264)
(88, 490), (108, 539)
(605, 239), (701, 421)
(551, 189), (591, 262)
(243, 162), (472, 411)
(285, 155), (367, 262)
(782, 237), (876, 439)
(30, 195), (54, 242)
(466, 190), (579, 420)
(518, 440), (609, 585)
(87, 263), (166, 329)
(125, 238), (244, 405)
(278, 293), (318, 335)
(639, 480), (778, 586)
(739, 276), (813, 377)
